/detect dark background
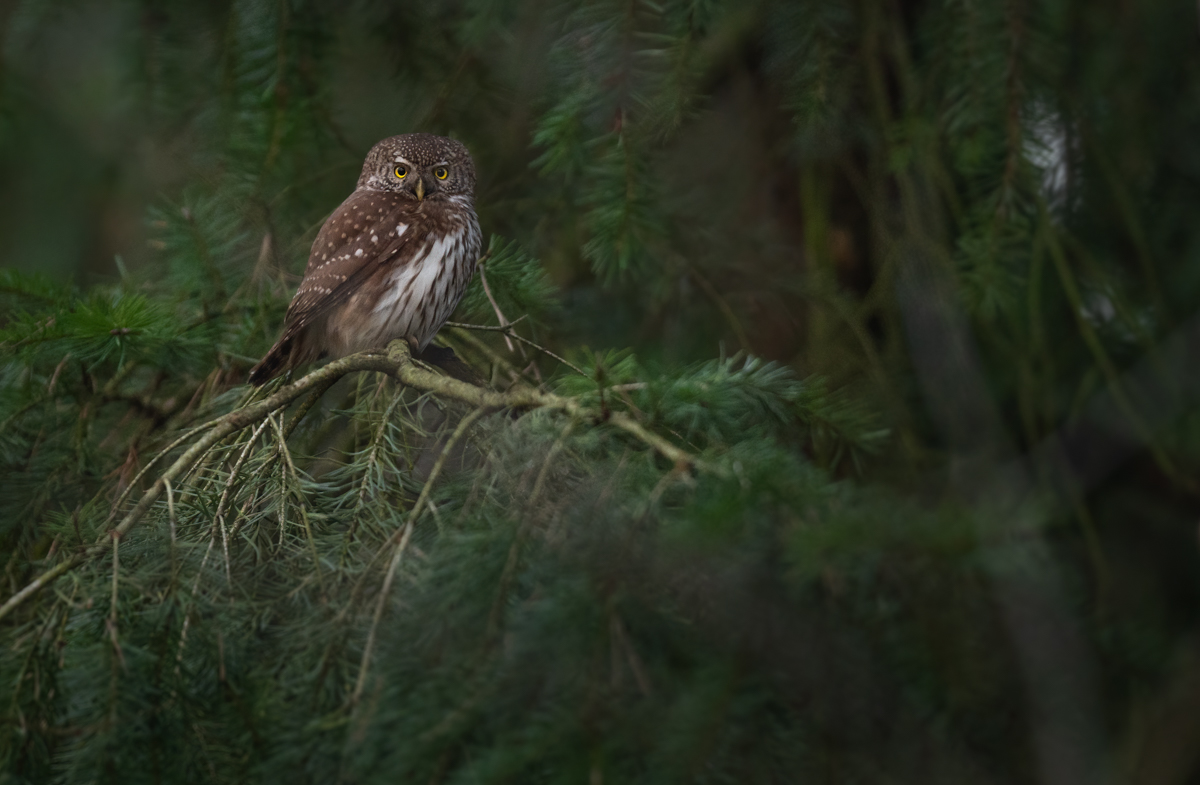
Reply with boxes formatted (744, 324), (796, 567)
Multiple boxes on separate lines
(3, 0), (1200, 782)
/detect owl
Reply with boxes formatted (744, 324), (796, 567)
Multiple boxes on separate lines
(248, 133), (482, 385)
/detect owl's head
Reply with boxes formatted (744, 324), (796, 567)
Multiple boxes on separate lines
(357, 133), (476, 202)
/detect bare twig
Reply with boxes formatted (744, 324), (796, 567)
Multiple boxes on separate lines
(690, 266), (750, 352)
(446, 315), (528, 332)
(164, 478), (177, 550)
(347, 389), (406, 541)
(107, 532), (124, 669)
(442, 327), (526, 384)
(212, 417), (273, 585)
(487, 418), (576, 638)
(47, 353), (71, 396)
(477, 261), (517, 354)
(351, 406), (488, 703)
(105, 421), (217, 523)
(272, 413), (326, 596)
(446, 318), (587, 377)
(507, 331), (585, 377)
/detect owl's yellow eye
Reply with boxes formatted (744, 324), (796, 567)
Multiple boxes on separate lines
(434, 166), (449, 180)
(394, 166), (407, 179)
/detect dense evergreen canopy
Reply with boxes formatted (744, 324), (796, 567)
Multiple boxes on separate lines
(2, 1), (1199, 782)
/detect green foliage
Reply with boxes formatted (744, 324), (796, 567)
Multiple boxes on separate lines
(2, 0), (1200, 783)
(581, 138), (667, 284)
(457, 235), (559, 325)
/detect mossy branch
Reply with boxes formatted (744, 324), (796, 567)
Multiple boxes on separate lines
(0, 341), (712, 623)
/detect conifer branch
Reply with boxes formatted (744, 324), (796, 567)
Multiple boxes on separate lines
(0, 341), (711, 622)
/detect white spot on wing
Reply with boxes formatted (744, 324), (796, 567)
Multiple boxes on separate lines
(396, 225), (408, 238)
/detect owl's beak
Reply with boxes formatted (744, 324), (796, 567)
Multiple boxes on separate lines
(415, 177), (425, 201)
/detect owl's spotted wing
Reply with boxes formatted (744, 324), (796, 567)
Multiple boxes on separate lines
(247, 190), (433, 385)
(281, 189), (431, 337)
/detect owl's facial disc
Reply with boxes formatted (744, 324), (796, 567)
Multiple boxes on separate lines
(358, 133), (475, 196)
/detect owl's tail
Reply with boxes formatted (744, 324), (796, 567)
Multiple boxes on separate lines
(248, 339), (290, 386)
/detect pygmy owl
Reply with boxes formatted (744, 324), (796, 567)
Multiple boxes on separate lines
(248, 133), (482, 385)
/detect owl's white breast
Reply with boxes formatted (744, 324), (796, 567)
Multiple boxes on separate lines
(333, 223), (476, 355)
